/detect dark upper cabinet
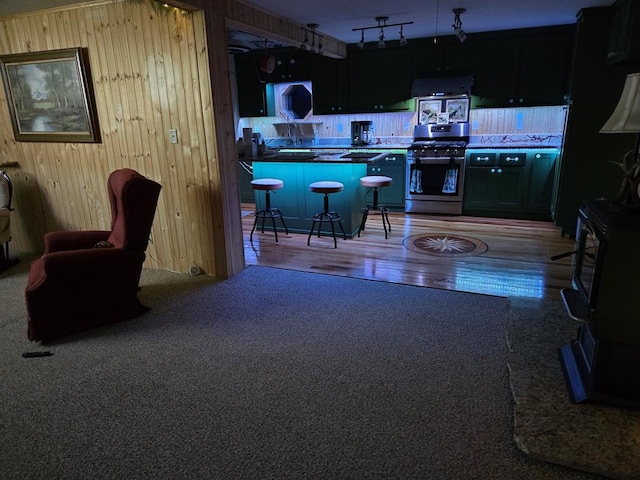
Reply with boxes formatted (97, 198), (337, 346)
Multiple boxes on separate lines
(235, 25), (575, 118)
(311, 56), (348, 114)
(471, 37), (521, 107)
(472, 26), (574, 107)
(262, 51), (313, 83)
(442, 41), (476, 74)
(517, 31), (573, 106)
(606, 0), (640, 64)
(411, 43), (444, 76)
(347, 48), (414, 113)
(411, 39), (475, 76)
(235, 54), (271, 117)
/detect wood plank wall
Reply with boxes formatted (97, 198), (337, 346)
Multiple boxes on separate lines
(226, 0), (347, 59)
(241, 105), (568, 141)
(0, 0), (230, 277)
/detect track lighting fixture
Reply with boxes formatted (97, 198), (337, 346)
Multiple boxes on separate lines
(300, 29), (309, 50)
(308, 23), (318, 53)
(399, 25), (408, 47)
(300, 23), (324, 54)
(452, 8), (467, 43)
(352, 16), (413, 49)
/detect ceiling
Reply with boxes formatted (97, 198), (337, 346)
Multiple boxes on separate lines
(0, 0), (616, 46)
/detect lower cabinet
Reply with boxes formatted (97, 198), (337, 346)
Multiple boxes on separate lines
(463, 149), (557, 220)
(464, 166), (528, 211)
(366, 152), (406, 210)
(238, 159), (255, 203)
(528, 152), (557, 213)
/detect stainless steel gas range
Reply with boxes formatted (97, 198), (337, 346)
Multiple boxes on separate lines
(405, 123), (469, 214)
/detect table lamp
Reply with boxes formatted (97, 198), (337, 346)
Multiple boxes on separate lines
(600, 72), (640, 207)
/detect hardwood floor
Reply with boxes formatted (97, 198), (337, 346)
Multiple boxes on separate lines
(241, 203), (577, 301)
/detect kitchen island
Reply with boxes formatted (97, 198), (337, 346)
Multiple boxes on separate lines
(251, 152), (387, 238)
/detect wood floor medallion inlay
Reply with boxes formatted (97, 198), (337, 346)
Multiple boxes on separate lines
(403, 233), (489, 257)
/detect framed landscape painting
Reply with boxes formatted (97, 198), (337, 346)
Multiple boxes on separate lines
(0, 48), (100, 142)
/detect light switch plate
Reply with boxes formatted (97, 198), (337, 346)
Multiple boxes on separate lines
(169, 129), (178, 144)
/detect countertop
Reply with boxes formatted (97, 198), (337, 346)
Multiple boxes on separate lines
(239, 144), (561, 164)
(241, 151), (390, 163)
(466, 145), (561, 150)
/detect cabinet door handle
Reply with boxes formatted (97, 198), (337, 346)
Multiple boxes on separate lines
(505, 156), (520, 162)
(491, 168), (496, 173)
(476, 156), (490, 162)
(497, 168), (503, 173)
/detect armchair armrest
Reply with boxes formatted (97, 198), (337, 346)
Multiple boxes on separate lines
(44, 230), (111, 253)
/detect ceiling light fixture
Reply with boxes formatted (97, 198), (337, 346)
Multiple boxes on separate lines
(352, 16), (413, 49)
(399, 25), (407, 47)
(299, 23), (324, 55)
(307, 23), (318, 53)
(452, 8), (467, 43)
(358, 30), (365, 50)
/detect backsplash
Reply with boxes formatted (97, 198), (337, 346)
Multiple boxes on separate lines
(238, 104), (568, 148)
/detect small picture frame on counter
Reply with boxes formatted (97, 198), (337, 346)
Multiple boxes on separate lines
(437, 112), (450, 124)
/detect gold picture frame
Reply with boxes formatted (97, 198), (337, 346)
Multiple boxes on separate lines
(0, 48), (100, 143)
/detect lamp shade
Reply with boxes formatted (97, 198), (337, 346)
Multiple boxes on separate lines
(600, 72), (640, 133)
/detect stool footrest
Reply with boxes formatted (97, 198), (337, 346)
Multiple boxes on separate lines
(250, 208), (288, 243)
(358, 204), (391, 239)
(312, 211), (341, 221)
(307, 212), (346, 248)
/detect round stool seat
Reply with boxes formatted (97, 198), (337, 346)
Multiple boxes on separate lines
(360, 175), (393, 188)
(251, 178), (283, 191)
(309, 181), (344, 194)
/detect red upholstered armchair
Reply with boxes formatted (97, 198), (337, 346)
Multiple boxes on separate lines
(25, 169), (162, 342)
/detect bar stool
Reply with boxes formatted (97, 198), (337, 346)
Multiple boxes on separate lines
(250, 178), (288, 242)
(358, 175), (393, 239)
(307, 181), (346, 248)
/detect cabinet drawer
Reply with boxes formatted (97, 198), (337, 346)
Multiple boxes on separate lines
(382, 153), (406, 164)
(468, 152), (496, 166)
(499, 152), (526, 167)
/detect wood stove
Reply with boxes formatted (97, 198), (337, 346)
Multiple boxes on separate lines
(560, 199), (640, 408)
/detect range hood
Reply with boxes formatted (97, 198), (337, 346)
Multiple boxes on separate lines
(412, 74), (473, 97)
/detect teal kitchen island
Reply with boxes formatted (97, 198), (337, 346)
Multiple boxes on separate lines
(251, 153), (382, 238)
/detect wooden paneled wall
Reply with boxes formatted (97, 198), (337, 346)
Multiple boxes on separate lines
(241, 105), (568, 141)
(0, 0), (231, 276)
